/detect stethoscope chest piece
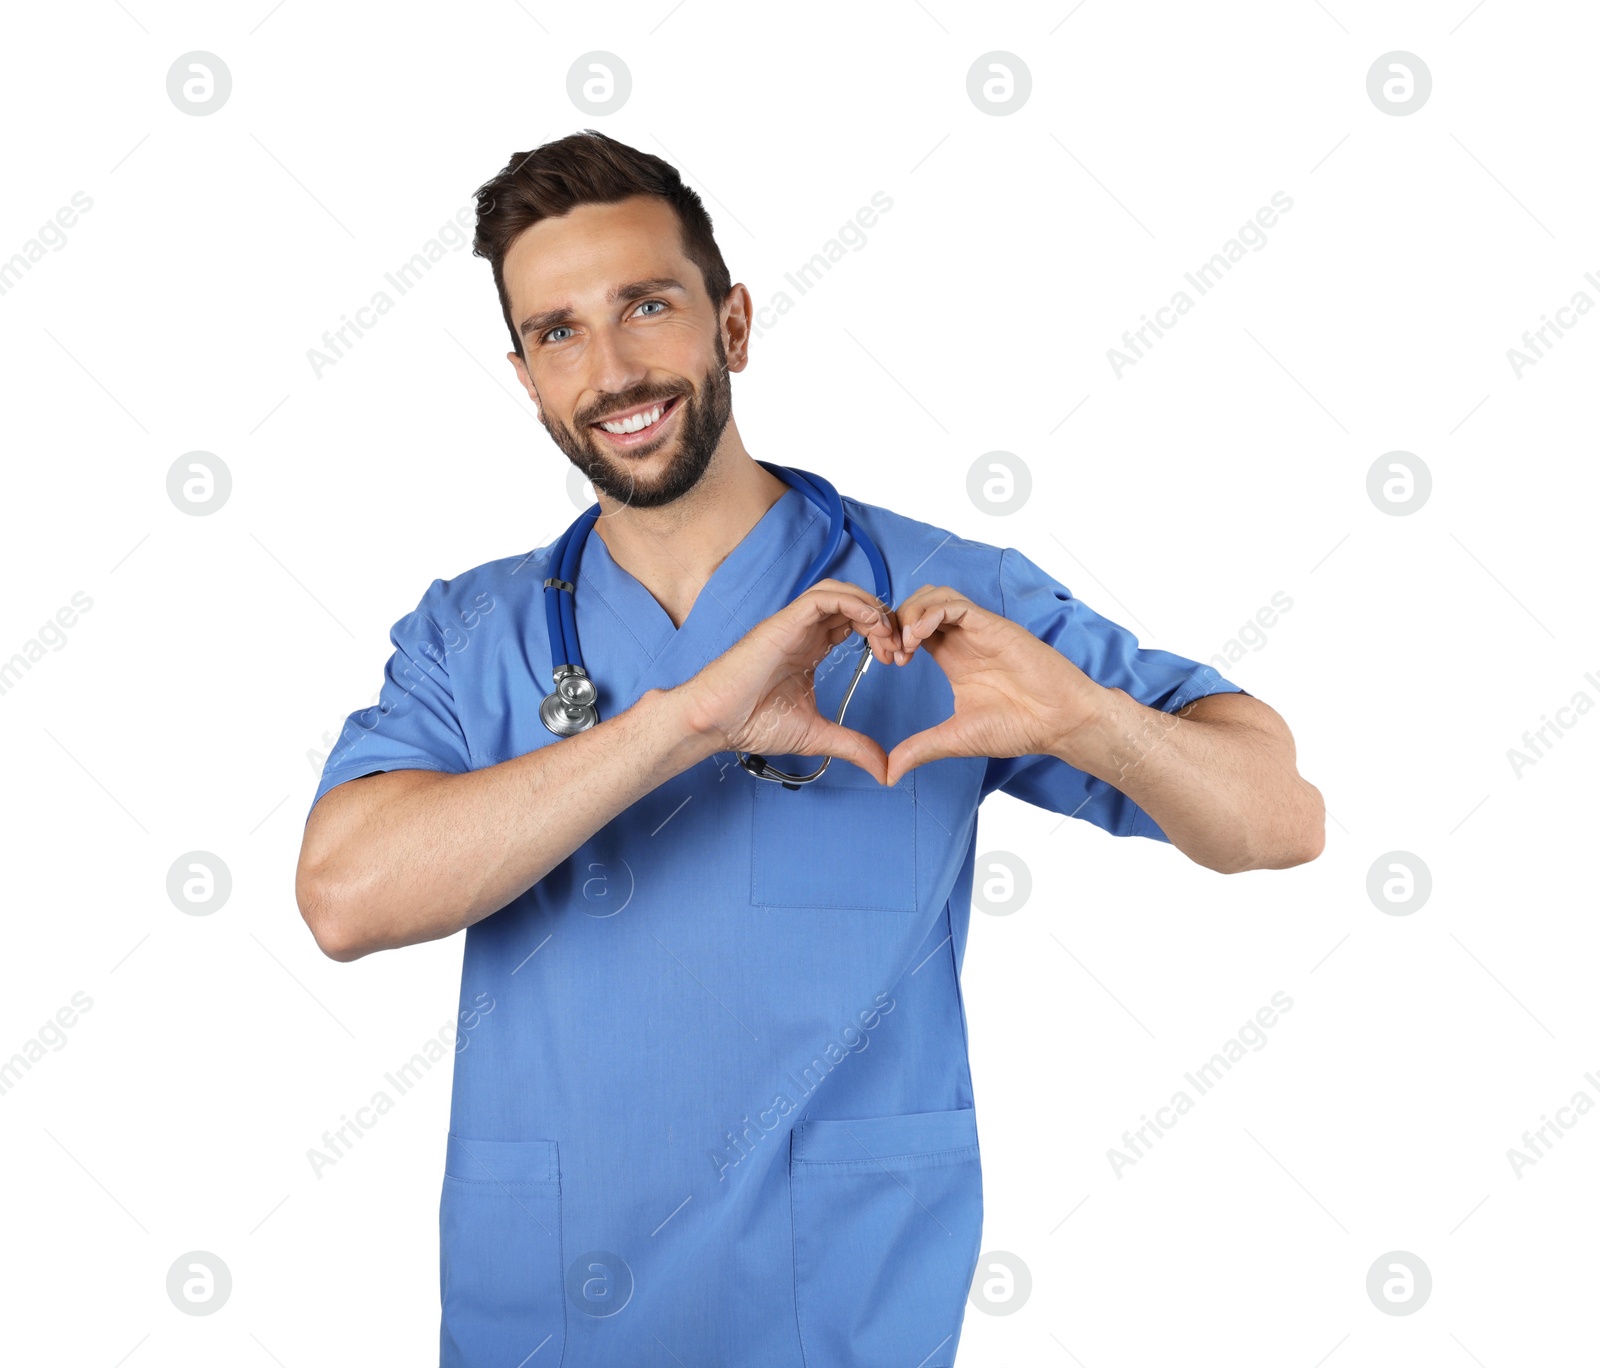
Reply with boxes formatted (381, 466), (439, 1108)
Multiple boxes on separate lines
(540, 665), (599, 736)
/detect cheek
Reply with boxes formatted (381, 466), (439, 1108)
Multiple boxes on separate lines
(651, 318), (719, 367)
(527, 363), (584, 419)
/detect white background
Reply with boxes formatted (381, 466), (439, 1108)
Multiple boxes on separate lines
(2, 1), (1595, 1364)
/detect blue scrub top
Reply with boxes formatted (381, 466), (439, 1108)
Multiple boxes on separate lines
(308, 487), (1244, 1367)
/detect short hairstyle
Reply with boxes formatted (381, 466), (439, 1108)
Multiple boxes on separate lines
(471, 129), (733, 362)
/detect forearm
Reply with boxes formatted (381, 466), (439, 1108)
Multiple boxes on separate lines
(1055, 687), (1324, 874)
(305, 687), (717, 958)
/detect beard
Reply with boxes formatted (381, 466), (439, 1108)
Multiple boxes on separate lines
(538, 337), (733, 511)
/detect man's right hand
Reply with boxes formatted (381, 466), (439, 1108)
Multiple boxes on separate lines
(674, 580), (902, 783)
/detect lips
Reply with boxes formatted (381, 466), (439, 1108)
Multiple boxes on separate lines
(590, 394), (684, 448)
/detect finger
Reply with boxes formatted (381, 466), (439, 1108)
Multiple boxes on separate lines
(893, 582), (957, 624)
(831, 621), (893, 668)
(806, 611), (896, 675)
(795, 587), (892, 635)
(903, 604), (948, 651)
(802, 581), (901, 630)
(869, 604), (904, 665)
(894, 588), (977, 653)
(846, 607), (900, 641)
(809, 606), (896, 673)
(793, 582), (908, 662)
(824, 621), (897, 673)
(902, 582), (972, 636)
(861, 611), (902, 655)
(884, 719), (967, 786)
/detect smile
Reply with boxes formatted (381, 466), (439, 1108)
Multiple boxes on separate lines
(591, 394), (684, 447)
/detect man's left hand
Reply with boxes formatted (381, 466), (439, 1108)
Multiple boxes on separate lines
(883, 584), (1106, 786)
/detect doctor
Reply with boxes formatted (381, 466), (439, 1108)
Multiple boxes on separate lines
(297, 130), (1323, 1367)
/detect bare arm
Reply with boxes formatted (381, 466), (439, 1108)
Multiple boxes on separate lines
(295, 581), (901, 962)
(880, 583), (1322, 874)
(296, 688), (714, 961)
(1057, 689), (1324, 874)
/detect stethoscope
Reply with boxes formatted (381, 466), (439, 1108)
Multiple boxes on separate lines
(540, 461), (891, 789)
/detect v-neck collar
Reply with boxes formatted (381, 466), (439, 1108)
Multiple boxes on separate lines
(576, 484), (824, 670)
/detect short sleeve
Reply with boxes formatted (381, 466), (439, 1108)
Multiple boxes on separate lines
(306, 578), (475, 822)
(980, 546), (1249, 842)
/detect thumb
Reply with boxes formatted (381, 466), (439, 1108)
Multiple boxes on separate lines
(806, 719), (889, 785)
(885, 719), (964, 787)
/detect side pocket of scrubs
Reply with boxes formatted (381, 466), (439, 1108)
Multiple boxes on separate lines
(789, 1107), (982, 1368)
(439, 1134), (565, 1368)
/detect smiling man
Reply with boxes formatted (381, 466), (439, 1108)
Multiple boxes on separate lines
(296, 129), (1323, 1367)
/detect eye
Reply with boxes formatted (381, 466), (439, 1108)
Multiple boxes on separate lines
(634, 300), (666, 317)
(541, 325), (574, 344)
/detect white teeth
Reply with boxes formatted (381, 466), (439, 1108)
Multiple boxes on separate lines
(601, 402), (665, 434)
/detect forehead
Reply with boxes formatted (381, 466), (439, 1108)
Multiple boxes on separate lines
(502, 195), (695, 309)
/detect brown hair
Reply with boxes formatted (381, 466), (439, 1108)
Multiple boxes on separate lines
(471, 129), (733, 362)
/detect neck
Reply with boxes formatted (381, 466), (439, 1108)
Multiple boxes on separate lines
(590, 438), (790, 630)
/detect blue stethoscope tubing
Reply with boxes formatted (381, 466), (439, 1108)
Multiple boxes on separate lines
(539, 462), (891, 786)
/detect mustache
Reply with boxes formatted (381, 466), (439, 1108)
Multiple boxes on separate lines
(577, 388), (689, 427)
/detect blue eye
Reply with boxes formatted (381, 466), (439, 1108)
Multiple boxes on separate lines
(543, 301), (664, 345)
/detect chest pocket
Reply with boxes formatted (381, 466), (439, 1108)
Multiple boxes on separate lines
(750, 765), (918, 911)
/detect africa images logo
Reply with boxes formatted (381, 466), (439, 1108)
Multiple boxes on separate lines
(712, 991), (895, 1181)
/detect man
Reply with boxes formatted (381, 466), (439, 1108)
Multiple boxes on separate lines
(297, 129), (1323, 1367)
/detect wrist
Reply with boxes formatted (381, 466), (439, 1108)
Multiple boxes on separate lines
(1049, 685), (1154, 784)
(641, 684), (725, 769)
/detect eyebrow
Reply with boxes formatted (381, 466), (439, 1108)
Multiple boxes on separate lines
(518, 277), (689, 340)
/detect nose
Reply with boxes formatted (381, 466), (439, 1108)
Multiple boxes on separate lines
(581, 325), (653, 421)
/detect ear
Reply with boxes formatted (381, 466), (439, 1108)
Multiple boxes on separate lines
(720, 283), (755, 373)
